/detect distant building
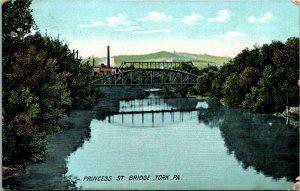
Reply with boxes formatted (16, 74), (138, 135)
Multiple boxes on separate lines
(92, 46), (118, 75)
(92, 64), (118, 75)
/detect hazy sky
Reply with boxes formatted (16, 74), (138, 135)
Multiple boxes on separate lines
(31, 0), (298, 58)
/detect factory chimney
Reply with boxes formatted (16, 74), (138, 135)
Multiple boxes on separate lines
(107, 46), (110, 67)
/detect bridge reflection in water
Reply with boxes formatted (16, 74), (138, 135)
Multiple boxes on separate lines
(104, 94), (203, 127)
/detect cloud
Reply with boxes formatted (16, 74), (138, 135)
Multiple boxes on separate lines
(181, 14), (204, 25)
(106, 13), (133, 27)
(208, 10), (232, 23)
(132, 29), (170, 34)
(214, 31), (248, 40)
(115, 26), (143, 32)
(248, 12), (273, 23)
(79, 21), (105, 28)
(139, 12), (173, 22)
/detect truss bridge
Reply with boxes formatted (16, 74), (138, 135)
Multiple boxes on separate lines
(91, 61), (198, 86)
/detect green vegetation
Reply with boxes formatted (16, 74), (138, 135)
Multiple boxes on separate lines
(2, 0), (97, 165)
(115, 51), (230, 68)
(175, 52), (231, 68)
(194, 38), (299, 112)
(86, 51), (230, 69)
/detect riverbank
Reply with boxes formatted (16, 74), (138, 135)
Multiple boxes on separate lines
(274, 106), (300, 128)
(2, 164), (24, 188)
(188, 92), (299, 129)
(5, 87), (150, 190)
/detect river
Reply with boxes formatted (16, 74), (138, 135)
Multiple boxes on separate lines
(10, 87), (298, 190)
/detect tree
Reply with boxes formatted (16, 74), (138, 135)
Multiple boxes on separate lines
(210, 63), (234, 99)
(271, 37), (299, 109)
(232, 48), (260, 72)
(2, 0), (36, 38)
(2, 0), (97, 165)
(258, 41), (284, 68)
(3, 113), (46, 164)
(238, 66), (260, 101)
(195, 69), (218, 96)
(239, 66), (258, 88)
(7, 86), (40, 118)
(221, 73), (242, 106)
(211, 37), (299, 112)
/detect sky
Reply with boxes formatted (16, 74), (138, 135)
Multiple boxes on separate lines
(30, 0), (298, 58)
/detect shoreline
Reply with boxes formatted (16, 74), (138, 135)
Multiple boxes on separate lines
(5, 87), (149, 190)
(5, 108), (97, 190)
(2, 164), (24, 188)
(274, 106), (300, 128)
(189, 92), (299, 129)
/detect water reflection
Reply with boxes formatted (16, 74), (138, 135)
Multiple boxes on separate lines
(97, 91), (298, 182)
(65, 94), (297, 189)
(119, 94), (199, 113)
(105, 93), (200, 127)
(101, 91), (202, 127)
(198, 102), (299, 182)
(105, 111), (198, 128)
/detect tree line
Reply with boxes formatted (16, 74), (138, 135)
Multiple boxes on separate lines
(2, 0), (97, 165)
(175, 37), (299, 113)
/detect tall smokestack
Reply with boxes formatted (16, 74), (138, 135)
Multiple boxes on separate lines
(92, 55), (95, 67)
(107, 46), (110, 67)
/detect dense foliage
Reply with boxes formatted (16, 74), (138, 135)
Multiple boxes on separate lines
(2, 0), (97, 165)
(195, 38), (299, 112)
(171, 62), (201, 97)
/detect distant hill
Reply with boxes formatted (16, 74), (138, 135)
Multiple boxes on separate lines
(82, 57), (104, 66)
(83, 51), (231, 69)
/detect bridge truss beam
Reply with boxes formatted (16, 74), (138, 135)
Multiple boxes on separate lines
(120, 61), (194, 70)
(91, 68), (197, 86)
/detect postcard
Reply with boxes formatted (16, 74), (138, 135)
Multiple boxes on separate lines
(2, 0), (299, 190)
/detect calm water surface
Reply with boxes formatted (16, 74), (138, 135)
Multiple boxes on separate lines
(65, 90), (298, 190)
